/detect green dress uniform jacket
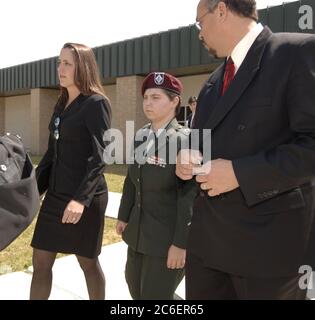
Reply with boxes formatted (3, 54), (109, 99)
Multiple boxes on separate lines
(118, 118), (197, 257)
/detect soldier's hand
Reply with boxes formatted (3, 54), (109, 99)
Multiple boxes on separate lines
(167, 245), (186, 269)
(116, 220), (128, 235)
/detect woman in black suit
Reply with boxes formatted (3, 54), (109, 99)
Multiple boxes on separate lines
(30, 43), (111, 300)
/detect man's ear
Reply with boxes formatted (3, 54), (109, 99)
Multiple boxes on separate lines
(217, 1), (228, 18)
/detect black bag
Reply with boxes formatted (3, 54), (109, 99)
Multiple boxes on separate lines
(0, 133), (40, 250)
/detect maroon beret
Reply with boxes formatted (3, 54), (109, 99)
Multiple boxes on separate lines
(141, 72), (183, 96)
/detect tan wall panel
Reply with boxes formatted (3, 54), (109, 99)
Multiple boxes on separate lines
(135, 76), (147, 130)
(30, 88), (59, 155)
(5, 95), (31, 151)
(180, 74), (210, 107)
(103, 84), (117, 129)
(112, 76), (146, 161)
(116, 76), (146, 133)
(0, 97), (4, 135)
(1, 74), (210, 155)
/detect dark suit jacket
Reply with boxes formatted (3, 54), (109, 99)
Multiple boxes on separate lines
(190, 26), (315, 277)
(36, 94), (112, 207)
(187, 113), (194, 129)
(118, 119), (197, 257)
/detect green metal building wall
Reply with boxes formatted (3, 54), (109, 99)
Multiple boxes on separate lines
(0, 0), (314, 95)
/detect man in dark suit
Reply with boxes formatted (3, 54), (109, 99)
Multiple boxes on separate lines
(176, 0), (315, 300)
(187, 96), (197, 128)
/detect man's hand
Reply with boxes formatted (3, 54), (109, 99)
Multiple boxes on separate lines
(196, 159), (239, 196)
(167, 245), (186, 269)
(116, 220), (128, 235)
(62, 200), (85, 224)
(176, 149), (203, 180)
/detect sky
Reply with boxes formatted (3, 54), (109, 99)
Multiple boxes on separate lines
(0, 0), (299, 69)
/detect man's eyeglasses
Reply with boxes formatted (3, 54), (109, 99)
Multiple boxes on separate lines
(195, 10), (211, 31)
(54, 116), (60, 140)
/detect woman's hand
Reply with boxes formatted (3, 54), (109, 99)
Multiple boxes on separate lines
(62, 200), (85, 224)
(116, 220), (128, 235)
(167, 245), (186, 269)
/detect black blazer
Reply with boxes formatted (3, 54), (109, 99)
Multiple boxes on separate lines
(36, 94), (112, 207)
(118, 119), (197, 257)
(190, 26), (315, 277)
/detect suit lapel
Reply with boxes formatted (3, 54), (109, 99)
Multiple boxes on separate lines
(203, 26), (273, 130)
(60, 94), (85, 119)
(193, 65), (224, 129)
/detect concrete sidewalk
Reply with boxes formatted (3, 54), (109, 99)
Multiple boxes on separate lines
(0, 192), (185, 300)
(105, 192), (122, 219)
(0, 241), (185, 300)
(0, 191), (313, 300)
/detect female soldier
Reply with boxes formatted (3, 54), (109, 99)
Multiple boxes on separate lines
(116, 72), (196, 300)
(30, 43), (111, 300)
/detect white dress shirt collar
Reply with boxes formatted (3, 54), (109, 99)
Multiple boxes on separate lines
(231, 23), (264, 74)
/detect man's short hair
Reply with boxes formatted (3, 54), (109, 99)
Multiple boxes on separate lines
(188, 96), (197, 104)
(205, 0), (258, 22)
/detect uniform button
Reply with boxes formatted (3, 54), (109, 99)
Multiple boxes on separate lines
(237, 124), (246, 131)
(137, 204), (141, 208)
(138, 165), (141, 168)
(138, 192), (140, 196)
(137, 178), (140, 182)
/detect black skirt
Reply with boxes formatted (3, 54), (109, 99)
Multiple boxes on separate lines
(31, 190), (108, 258)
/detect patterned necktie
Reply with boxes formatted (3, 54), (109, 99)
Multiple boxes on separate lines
(221, 57), (235, 96)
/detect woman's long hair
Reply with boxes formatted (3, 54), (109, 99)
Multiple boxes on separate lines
(57, 42), (108, 107)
